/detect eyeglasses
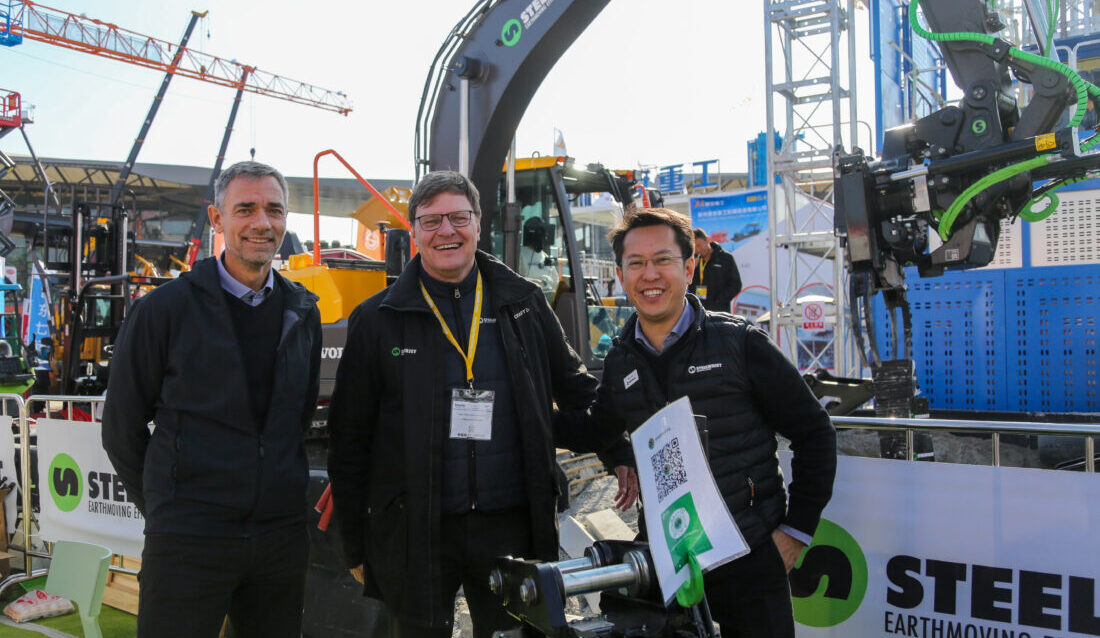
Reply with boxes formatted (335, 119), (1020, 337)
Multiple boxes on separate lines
(414, 210), (476, 231)
(623, 255), (684, 272)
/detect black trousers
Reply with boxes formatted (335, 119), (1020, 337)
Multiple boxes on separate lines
(390, 508), (532, 638)
(703, 537), (795, 638)
(138, 522), (309, 638)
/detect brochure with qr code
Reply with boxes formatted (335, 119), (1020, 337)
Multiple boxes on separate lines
(631, 396), (749, 605)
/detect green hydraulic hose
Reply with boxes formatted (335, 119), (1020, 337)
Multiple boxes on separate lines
(910, 0), (1100, 238)
(1018, 175), (1086, 222)
(937, 155), (1054, 240)
(1045, 0), (1057, 56)
(908, 0), (1089, 129)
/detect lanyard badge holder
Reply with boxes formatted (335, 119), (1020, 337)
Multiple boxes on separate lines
(420, 273), (496, 441)
(696, 257), (708, 300)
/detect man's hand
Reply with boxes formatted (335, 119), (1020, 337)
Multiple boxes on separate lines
(613, 465), (639, 511)
(771, 529), (806, 573)
(349, 564), (365, 584)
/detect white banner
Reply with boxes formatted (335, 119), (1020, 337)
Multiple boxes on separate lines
(0, 416), (16, 534)
(782, 452), (1100, 638)
(36, 419), (144, 557)
(632, 397), (748, 604)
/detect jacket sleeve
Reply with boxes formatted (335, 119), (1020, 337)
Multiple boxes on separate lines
(536, 296), (633, 468)
(744, 325), (836, 539)
(300, 307), (322, 431)
(101, 296), (166, 515)
(326, 304), (378, 569)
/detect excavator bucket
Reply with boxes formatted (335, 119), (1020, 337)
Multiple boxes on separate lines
(350, 185), (411, 229)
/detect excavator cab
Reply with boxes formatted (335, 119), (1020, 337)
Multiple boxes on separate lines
(481, 157), (637, 373)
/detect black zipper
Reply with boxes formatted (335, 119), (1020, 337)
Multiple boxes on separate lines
(746, 476), (755, 508)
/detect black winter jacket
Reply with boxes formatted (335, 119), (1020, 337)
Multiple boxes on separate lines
(594, 295), (835, 548)
(102, 257), (322, 536)
(689, 242), (742, 312)
(326, 251), (632, 629)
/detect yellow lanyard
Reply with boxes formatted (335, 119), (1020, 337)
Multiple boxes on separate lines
(419, 272), (483, 386)
(698, 256), (709, 284)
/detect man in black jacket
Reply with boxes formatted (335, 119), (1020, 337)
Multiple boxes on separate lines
(102, 161), (322, 638)
(327, 171), (637, 638)
(596, 208), (835, 638)
(689, 228), (742, 313)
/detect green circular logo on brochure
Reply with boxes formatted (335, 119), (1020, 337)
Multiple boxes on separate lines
(501, 19), (522, 46)
(789, 518), (867, 627)
(48, 453), (83, 513)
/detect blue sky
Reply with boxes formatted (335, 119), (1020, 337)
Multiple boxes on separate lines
(1, 0), (878, 240)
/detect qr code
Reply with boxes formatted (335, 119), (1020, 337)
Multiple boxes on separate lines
(650, 438), (687, 502)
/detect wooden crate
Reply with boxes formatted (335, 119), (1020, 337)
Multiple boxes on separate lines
(101, 555), (140, 614)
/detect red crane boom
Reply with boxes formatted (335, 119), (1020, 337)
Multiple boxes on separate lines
(0, 0), (352, 114)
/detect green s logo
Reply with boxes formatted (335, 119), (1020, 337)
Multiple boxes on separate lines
(971, 118), (988, 135)
(502, 19), (522, 46)
(789, 519), (868, 627)
(49, 453), (82, 513)
(391, 347), (401, 357)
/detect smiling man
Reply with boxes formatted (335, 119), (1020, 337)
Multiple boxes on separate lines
(592, 208), (836, 638)
(102, 161), (322, 638)
(326, 170), (637, 638)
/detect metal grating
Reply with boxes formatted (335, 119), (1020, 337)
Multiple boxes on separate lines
(874, 269), (1007, 411)
(1029, 190), (1100, 266)
(1007, 266), (1099, 413)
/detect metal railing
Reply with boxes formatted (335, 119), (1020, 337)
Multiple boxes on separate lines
(0, 394), (139, 598)
(832, 415), (1099, 472)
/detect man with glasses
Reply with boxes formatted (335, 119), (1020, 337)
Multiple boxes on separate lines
(326, 170), (638, 638)
(590, 208), (835, 638)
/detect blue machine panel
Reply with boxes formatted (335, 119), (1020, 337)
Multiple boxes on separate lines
(1006, 266), (1099, 413)
(873, 265), (1100, 413)
(875, 269), (1008, 411)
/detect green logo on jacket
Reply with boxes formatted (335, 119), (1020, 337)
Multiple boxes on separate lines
(391, 347), (401, 357)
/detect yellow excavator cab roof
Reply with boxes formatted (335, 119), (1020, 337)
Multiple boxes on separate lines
(501, 156), (564, 172)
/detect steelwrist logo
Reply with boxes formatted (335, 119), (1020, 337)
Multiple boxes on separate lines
(49, 453), (82, 512)
(502, 0), (555, 47)
(391, 347), (417, 357)
(501, 19), (522, 46)
(47, 452), (141, 519)
(790, 519), (868, 627)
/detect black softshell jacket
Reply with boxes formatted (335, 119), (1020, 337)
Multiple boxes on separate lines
(326, 251), (632, 629)
(102, 257), (322, 536)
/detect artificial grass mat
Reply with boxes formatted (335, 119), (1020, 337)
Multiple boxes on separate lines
(0, 576), (137, 637)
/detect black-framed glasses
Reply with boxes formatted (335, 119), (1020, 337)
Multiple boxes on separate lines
(623, 254), (684, 272)
(414, 210), (476, 231)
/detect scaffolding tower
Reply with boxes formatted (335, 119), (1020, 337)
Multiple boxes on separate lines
(764, 0), (860, 376)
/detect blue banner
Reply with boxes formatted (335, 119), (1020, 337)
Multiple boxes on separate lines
(24, 276), (50, 346)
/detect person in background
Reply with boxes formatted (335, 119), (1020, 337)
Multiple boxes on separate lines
(518, 215), (558, 297)
(689, 227), (742, 313)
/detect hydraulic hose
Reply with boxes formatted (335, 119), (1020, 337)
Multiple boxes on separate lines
(910, 0), (1100, 238)
(937, 155), (1053, 240)
(908, 1), (1092, 130)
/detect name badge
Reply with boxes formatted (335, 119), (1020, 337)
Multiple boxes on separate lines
(696, 285), (708, 300)
(450, 388), (495, 440)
